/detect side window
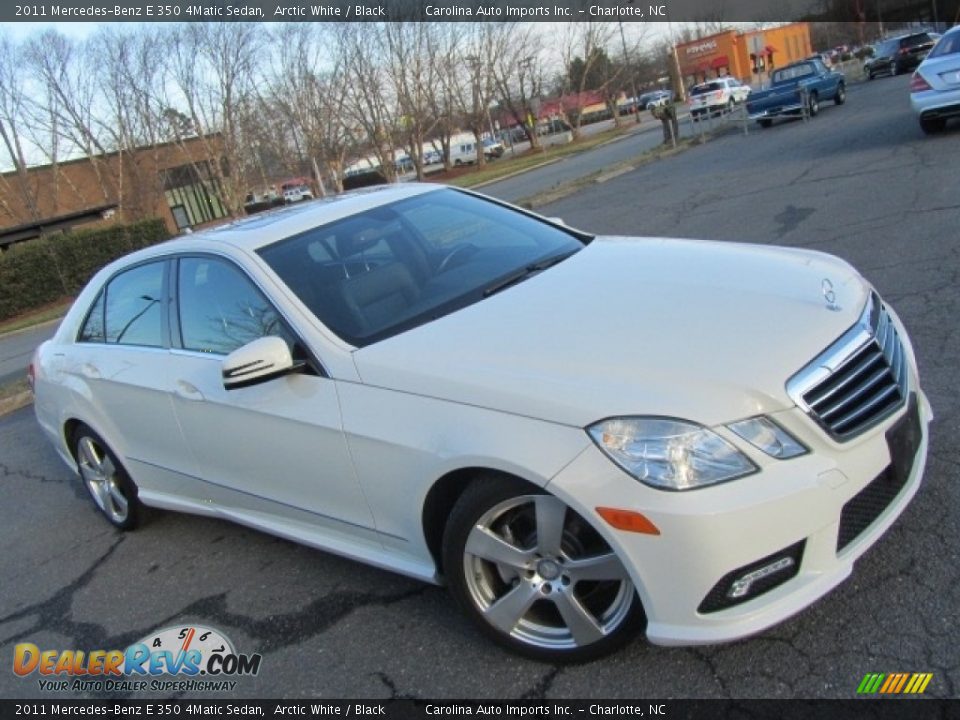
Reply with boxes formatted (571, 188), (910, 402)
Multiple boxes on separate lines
(78, 291), (106, 343)
(178, 257), (291, 355)
(100, 262), (165, 347)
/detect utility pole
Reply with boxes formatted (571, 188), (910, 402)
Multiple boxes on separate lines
(618, 21), (641, 124)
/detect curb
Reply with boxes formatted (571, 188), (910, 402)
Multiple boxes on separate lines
(0, 391), (32, 418)
(470, 158), (563, 189)
(0, 316), (62, 341)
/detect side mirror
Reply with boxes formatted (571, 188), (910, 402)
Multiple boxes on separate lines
(222, 336), (295, 389)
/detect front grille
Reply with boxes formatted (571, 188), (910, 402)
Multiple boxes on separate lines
(789, 294), (908, 441)
(837, 467), (909, 552)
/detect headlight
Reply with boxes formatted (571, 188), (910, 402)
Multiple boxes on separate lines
(587, 417), (757, 491)
(727, 417), (807, 459)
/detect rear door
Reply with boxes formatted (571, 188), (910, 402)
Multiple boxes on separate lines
(68, 259), (189, 492)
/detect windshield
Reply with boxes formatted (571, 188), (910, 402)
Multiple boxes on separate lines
(928, 31), (960, 58)
(258, 188), (586, 346)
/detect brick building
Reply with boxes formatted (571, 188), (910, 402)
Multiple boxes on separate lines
(0, 135), (229, 252)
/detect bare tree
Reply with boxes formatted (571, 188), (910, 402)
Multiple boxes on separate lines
(491, 24), (546, 150)
(0, 35), (40, 224)
(449, 24), (507, 166)
(264, 24), (358, 193)
(166, 22), (264, 216)
(380, 22), (442, 181)
(23, 30), (117, 207)
(557, 23), (619, 138)
(339, 23), (399, 183)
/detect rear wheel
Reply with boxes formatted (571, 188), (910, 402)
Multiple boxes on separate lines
(443, 475), (645, 662)
(890, 61), (898, 76)
(834, 84), (846, 105)
(919, 116), (946, 135)
(759, 119), (773, 128)
(73, 426), (141, 530)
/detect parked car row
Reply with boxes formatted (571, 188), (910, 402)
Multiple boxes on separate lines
(865, 31), (939, 79)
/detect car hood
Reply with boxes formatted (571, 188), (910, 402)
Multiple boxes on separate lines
(352, 237), (869, 428)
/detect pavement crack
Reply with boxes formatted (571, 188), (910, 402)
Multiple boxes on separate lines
(373, 671), (420, 700)
(0, 534), (126, 646)
(156, 585), (433, 654)
(519, 665), (562, 700)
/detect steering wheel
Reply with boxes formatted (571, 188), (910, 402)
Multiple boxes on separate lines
(436, 243), (477, 273)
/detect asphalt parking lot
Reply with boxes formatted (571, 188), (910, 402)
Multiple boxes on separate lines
(1, 74), (958, 700)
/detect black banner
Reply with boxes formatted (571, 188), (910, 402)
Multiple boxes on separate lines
(1, 700), (959, 720)
(4, 0), (956, 24)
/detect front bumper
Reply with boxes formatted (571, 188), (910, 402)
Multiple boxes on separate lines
(546, 383), (931, 646)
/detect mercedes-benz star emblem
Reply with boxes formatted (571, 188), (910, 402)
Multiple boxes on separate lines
(822, 278), (841, 311)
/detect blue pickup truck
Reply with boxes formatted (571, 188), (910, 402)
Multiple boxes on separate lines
(747, 58), (846, 127)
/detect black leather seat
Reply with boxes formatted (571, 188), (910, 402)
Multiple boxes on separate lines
(338, 262), (420, 336)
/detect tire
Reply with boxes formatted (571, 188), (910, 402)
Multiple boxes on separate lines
(834, 84), (846, 106)
(919, 116), (946, 135)
(807, 92), (820, 117)
(73, 425), (141, 530)
(758, 119), (773, 128)
(442, 475), (645, 663)
(726, 99), (735, 113)
(890, 61), (898, 76)
(868, 70), (874, 80)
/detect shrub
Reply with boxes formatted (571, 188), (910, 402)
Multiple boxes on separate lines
(0, 219), (170, 322)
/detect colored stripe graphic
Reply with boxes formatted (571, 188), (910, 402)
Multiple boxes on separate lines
(857, 673), (932, 694)
(857, 673), (885, 694)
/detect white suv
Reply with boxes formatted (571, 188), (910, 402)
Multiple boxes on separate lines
(689, 77), (752, 118)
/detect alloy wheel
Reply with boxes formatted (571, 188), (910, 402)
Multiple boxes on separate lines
(462, 494), (634, 651)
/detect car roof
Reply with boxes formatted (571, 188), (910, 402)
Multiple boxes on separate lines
(191, 183), (442, 251)
(103, 183), (447, 272)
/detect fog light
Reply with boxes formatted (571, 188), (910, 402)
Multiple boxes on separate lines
(727, 557), (795, 598)
(698, 540), (805, 613)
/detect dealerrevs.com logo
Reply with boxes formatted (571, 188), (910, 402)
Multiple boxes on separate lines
(13, 625), (262, 693)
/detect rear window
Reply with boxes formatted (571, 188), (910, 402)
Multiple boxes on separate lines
(691, 82), (722, 95)
(900, 33), (933, 49)
(928, 31), (960, 59)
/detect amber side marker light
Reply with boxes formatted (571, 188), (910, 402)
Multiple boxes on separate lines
(596, 507), (661, 535)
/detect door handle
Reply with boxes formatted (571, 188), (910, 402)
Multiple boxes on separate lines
(175, 380), (205, 401)
(80, 363), (101, 379)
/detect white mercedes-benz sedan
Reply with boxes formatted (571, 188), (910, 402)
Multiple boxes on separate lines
(32, 184), (930, 661)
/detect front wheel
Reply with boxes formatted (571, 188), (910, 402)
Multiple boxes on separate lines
(834, 84), (846, 105)
(73, 426), (141, 529)
(443, 476), (645, 662)
(807, 92), (820, 117)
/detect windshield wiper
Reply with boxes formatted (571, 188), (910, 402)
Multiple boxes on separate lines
(482, 251), (577, 298)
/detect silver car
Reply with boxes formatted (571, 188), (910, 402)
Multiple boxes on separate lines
(910, 26), (960, 134)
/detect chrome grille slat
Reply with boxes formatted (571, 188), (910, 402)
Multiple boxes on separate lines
(816, 367), (894, 420)
(831, 384), (899, 433)
(804, 351), (884, 407)
(790, 293), (907, 441)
